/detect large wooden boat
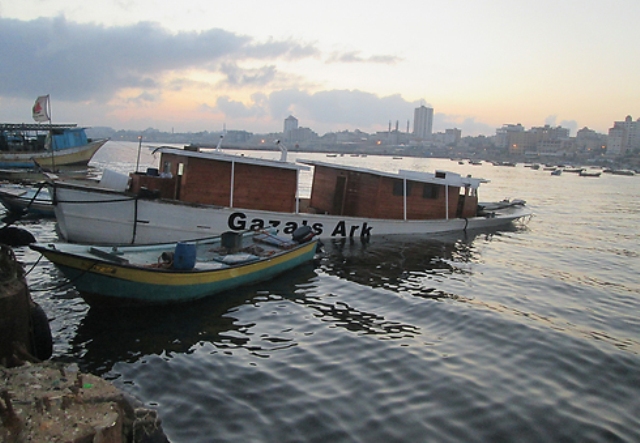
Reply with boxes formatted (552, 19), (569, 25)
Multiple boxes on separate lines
(0, 124), (107, 169)
(49, 147), (531, 244)
(30, 229), (318, 306)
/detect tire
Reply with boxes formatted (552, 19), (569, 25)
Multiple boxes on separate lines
(31, 303), (53, 360)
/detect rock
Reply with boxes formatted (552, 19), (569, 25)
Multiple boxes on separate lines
(0, 362), (170, 443)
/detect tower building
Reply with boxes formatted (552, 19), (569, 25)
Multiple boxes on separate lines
(413, 105), (433, 140)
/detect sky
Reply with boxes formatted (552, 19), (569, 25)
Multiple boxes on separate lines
(1, 0), (639, 137)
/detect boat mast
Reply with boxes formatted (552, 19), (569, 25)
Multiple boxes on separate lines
(135, 135), (142, 172)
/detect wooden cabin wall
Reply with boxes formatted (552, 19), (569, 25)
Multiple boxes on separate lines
(309, 165), (474, 220)
(230, 163), (298, 212)
(343, 171), (382, 217)
(308, 166), (343, 214)
(308, 166), (379, 216)
(160, 154), (298, 212)
(129, 174), (177, 198)
(372, 178), (470, 220)
(178, 156), (233, 205)
(459, 188), (479, 218)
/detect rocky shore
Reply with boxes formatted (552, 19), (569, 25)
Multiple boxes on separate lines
(1, 361), (170, 442)
(0, 238), (171, 442)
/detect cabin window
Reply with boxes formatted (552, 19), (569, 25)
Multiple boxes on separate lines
(393, 180), (412, 196)
(178, 163), (185, 176)
(162, 161), (171, 174)
(423, 183), (439, 199)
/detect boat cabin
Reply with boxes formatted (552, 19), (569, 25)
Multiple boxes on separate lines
(129, 148), (309, 213)
(129, 148), (485, 220)
(299, 160), (484, 220)
(0, 124), (87, 152)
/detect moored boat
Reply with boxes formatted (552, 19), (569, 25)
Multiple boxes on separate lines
(0, 124), (107, 169)
(49, 147), (531, 244)
(30, 228), (318, 306)
(0, 184), (54, 217)
(603, 169), (636, 176)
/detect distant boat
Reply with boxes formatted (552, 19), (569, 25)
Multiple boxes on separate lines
(551, 169), (562, 176)
(30, 228), (318, 306)
(578, 170), (601, 177)
(0, 95), (107, 169)
(0, 124), (107, 169)
(604, 169), (636, 176)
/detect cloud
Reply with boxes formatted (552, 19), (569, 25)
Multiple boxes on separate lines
(210, 89), (419, 133)
(214, 96), (267, 119)
(0, 16), (317, 101)
(434, 114), (497, 137)
(545, 115), (578, 135)
(0, 16), (498, 135)
(218, 63), (278, 87)
(327, 51), (402, 64)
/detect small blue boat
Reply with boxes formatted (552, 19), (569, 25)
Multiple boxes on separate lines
(30, 229), (318, 306)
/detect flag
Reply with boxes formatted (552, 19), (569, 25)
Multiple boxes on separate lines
(32, 95), (50, 122)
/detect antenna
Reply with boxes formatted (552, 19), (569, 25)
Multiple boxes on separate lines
(275, 139), (287, 162)
(215, 134), (224, 152)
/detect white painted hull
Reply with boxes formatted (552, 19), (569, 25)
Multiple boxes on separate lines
(53, 183), (531, 245)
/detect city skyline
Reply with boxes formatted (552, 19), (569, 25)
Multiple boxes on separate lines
(1, 1), (639, 137)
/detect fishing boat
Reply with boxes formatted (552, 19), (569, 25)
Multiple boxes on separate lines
(30, 228), (318, 306)
(578, 169), (601, 177)
(603, 169), (636, 176)
(49, 146), (531, 245)
(0, 124), (107, 169)
(0, 184), (54, 217)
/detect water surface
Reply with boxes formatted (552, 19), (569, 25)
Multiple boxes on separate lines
(16, 143), (640, 442)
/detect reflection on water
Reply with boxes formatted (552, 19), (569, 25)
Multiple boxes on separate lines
(318, 226), (521, 299)
(68, 263), (318, 374)
(39, 225), (529, 376)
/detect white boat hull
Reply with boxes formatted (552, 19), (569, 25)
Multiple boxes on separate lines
(53, 183), (531, 244)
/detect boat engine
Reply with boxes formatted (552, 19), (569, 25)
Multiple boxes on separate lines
(292, 225), (314, 244)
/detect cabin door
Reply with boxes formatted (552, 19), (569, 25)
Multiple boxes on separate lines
(332, 176), (347, 215)
(456, 193), (465, 218)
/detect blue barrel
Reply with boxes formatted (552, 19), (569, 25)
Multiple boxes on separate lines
(173, 243), (196, 270)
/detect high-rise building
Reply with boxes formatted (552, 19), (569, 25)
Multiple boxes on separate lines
(607, 115), (640, 156)
(413, 105), (434, 140)
(284, 115), (298, 135)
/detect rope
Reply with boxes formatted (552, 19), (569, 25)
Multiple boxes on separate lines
(28, 261), (98, 293)
(54, 196), (136, 204)
(23, 254), (44, 277)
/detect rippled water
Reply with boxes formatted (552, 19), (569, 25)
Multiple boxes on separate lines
(14, 142), (640, 442)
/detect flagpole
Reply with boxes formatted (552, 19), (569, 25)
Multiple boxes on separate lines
(47, 95), (56, 172)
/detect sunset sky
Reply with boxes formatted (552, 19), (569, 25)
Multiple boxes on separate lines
(1, 0), (639, 136)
